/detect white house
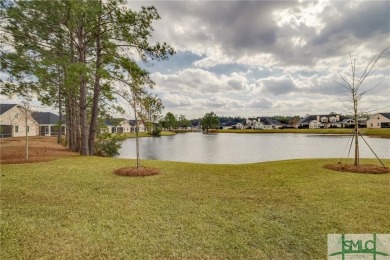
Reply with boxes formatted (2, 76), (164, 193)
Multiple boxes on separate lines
(300, 114), (347, 129)
(246, 117), (283, 129)
(105, 118), (132, 133)
(309, 120), (321, 129)
(367, 113), (390, 128)
(0, 104), (39, 137)
(341, 119), (355, 128)
(104, 118), (146, 133)
(233, 123), (244, 129)
(129, 120), (146, 132)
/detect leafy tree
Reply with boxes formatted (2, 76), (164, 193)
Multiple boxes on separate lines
(201, 111), (219, 134)
(177, 114), (190, 129)
(0, 0), (174, 156)
(161, 112), (177, 130)
(139, 94), (163, 133)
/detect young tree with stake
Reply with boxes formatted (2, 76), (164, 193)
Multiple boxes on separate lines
(335, 45), (390, 166)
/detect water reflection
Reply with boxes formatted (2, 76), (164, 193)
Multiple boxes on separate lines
(117, 133), (390, 164)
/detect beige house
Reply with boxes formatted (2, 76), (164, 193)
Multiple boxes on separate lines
(367, 113), (390, 128)
(105, 118), (132, 133)
(0, 104), (39, 137)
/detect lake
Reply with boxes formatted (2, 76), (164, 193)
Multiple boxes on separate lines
(117, 133), (390, 164)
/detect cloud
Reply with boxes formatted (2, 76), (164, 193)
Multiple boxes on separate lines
(126, 1), (390, 118)
(258, 75), (299, 96)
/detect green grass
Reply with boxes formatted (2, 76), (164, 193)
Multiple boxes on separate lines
(1, 157), (389, 259)
(217, 128), (390, 137)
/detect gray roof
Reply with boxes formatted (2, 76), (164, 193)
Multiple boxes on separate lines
(259, 117), (282, 126)
(105, 118), (125, 126)
(379, 113), (390, 120)
(0, 104), (17, 115)
(32, 112), (61, 125)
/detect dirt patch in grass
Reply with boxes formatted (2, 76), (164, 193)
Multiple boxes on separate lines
(114, 166), (160, 177)
(0, 136), (77, 164)
(324, 163), (390, 174)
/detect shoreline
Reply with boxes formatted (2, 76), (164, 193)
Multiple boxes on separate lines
(215, 128), (390, 138)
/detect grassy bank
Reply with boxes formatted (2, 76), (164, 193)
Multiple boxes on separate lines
(217, 128), (390, 137)
(116, 130), (176, 139)
(1, 157), (389, 259)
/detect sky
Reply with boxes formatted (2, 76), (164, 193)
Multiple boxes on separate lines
(128, 0), (390, 118)
(1, 0), (389, 119)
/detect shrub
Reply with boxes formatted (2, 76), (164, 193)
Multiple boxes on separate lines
(95, 134), (126, 157)
(149, 126), (162, 136)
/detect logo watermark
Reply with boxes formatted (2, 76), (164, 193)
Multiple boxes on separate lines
(328, 234), (390, 259)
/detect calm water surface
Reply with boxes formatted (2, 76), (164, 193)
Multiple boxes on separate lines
(117, 133), (390, 164)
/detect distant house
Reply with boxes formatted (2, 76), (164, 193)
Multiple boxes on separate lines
(104, 118), (146, 133)
(232, 122), (244, 129)
(105, 118), (132, 134)
(245, 117), (283, 129)
(0, 104), (39, 137)
(367, 113), (390, 128)
(129, 120), (146, 133)
(299, 114), (348, 129)
(341, 118), (355, 128)
(32, 112), (65, 136)
(219, 121), (238, 129)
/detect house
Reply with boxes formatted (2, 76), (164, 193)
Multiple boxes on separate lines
(367, 113), (390, 128)
(104, 118), (146, 134)
(245, 117), (283, 129)
(232, 122), (244, 129)
(105, 118), (132, 133)
(0, 104), (39, 137)
(299, 114), (348, 129)
(32, 112), (66, 136)
(219, 121), (238, 129)
(341, 118), (355, 128)
(129, 120), (146, 132)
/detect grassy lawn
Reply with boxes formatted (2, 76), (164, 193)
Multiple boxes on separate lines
(1, 157), (389, 259)
(217, 128), (390, 137)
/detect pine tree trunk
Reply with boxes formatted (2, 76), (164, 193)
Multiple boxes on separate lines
(57, 82), (62, 144)
(66, 98), (71, 148)
(88, 13), (102, 155)
(77, 16), (89, 156)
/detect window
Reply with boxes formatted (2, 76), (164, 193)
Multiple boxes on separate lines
(27, 126), (29, 132)
(15, 113), (19, 118)
(381, 122), (390, 128)
(15, 125), (19, 133)
(377, 123), (379, 126)
(371, 123), (373, 126)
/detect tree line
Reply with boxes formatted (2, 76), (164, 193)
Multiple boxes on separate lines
(0, 0), (174, 155)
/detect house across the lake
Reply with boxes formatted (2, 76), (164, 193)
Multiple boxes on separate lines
(104, 118), (146, 134)
(367, 113), (390, 128)
(245, 117), (284, 129)
(299, 114), (350, 129)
